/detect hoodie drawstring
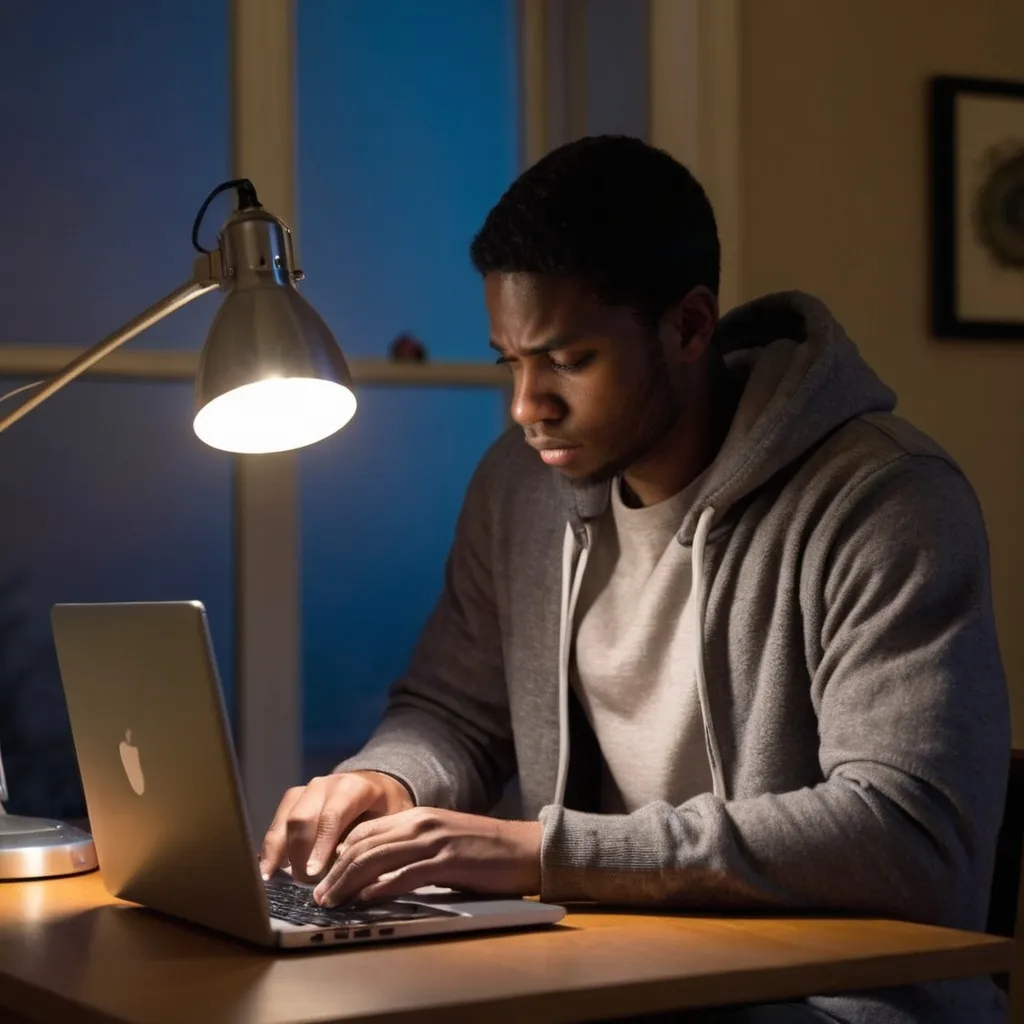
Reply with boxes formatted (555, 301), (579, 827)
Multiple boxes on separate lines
(692, 505), (727, 799)
(554, 522), (589, 806)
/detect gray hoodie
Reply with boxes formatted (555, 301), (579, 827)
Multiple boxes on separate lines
(338, 292), (1010, 1023)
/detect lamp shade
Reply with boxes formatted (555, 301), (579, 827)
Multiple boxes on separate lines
(193, 203), (356, 454)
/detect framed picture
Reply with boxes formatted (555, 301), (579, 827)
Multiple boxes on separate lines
(931, 75), (1024, 339)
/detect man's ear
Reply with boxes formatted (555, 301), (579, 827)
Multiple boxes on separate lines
(665, 286), (718, 365)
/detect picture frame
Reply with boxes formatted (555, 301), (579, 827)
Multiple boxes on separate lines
(930, 75), (1024, 339)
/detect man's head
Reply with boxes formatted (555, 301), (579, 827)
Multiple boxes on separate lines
(471, 135), (721, 485)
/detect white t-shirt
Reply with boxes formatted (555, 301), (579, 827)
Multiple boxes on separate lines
(571, 476), (713, 813)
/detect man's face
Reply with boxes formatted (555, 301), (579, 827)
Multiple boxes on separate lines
(484, 272), (682, 483)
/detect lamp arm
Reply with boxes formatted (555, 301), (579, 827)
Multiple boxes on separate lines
(0, 253), (222, 437)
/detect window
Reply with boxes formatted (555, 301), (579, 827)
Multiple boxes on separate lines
(296, 0), (517, 770)
(0, 1), (230, 818)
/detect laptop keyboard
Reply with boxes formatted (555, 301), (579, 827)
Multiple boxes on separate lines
(264, 877), (458, 928)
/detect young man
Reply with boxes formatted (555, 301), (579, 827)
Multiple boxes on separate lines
(261, 136), (1010, 1023)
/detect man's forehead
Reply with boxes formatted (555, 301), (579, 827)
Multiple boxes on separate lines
(484, 273), (597, 331)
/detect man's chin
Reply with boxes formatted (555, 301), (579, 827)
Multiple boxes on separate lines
(570, 444), (658, 487)
(554, 458), (619, 486)
(533, 441), (649, 485)
(535, 453), (600, 481)
(577, 463), (621, 486)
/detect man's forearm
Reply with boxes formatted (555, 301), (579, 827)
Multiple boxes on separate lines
(538, 764), (972, 923)
(334, 702), (516, 814)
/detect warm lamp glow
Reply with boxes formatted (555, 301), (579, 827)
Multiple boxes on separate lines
(193, 377), (357, 454)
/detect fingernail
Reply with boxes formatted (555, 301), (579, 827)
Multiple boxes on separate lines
(261, 871), (270, 881)
(306, 859), (320, 876)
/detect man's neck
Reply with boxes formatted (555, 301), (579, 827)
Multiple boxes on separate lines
(621, 357), (737, 508)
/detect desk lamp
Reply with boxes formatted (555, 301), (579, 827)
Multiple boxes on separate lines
(0, 179), (357, 880)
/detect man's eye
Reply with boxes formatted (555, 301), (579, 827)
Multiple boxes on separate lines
(550, 354), (593, 373)
(493, 355), (510, 366)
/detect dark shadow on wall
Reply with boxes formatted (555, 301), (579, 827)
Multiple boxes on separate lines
(0, 572), (85, 819)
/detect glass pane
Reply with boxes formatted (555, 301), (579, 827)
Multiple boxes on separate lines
(300, 388), (507, 771)
(0, 379), (234, 818)
(0, 1), (228, 351)
(296, 0), (518, 361)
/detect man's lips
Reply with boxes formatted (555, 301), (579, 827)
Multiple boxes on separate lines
(528, 439), (582, 468)
(538, 448), (580, 467)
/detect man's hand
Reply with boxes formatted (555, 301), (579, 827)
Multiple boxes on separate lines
(259, 771), (414, 884)
(311, 808), (542, 907)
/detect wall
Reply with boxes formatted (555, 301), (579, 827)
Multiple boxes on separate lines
(741, 0), (1024, 741)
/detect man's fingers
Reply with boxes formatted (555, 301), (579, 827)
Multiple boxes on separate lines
(311, 812), (414, 901)
(261, 774), (411, 886)
(319, 807), (433, 889)
(353, 859), (448, 905)
(281, 778), (332, 882)
(312, 830), (401, 905)
(315, 837), (435, 907)
(259, 786), (305, 878)
(304, 776), (382, 878)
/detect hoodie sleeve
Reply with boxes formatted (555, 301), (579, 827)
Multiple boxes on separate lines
(537, 455), (1011, 924)
(333, 444), (516, 814)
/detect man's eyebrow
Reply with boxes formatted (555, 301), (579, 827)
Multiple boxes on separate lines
(488, 334), (584, 357)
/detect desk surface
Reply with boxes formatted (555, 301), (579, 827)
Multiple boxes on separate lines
(0, 871), (1011, 1024)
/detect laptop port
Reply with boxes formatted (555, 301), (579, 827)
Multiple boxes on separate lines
(378, 927), (395, 936)
(353, 928), (371, 939)
(333, 930), (348, 940)
(310, 933), (324, 943)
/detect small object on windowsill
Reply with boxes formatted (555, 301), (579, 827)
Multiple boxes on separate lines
(388, 333), (428, 363)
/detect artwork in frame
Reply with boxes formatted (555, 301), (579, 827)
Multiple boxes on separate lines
(930, 75), (1024, 339)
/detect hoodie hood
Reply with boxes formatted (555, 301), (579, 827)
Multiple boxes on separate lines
(562, 291), (897, 543)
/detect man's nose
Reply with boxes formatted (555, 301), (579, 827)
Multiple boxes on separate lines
(509, 366), (564, 427)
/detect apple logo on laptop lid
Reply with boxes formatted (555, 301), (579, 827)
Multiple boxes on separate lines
(119, 730), (145, 796)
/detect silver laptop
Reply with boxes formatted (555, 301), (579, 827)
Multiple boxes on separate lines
(50, 600), (565, 949)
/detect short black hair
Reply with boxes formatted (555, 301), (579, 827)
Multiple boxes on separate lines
(470, 135), (720, 324)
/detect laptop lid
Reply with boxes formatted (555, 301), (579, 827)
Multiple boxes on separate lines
(51, 601), (274, 946)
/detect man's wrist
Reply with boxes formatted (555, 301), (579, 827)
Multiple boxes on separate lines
(351, 769), (415, 811)
(497, 818), (543, 895)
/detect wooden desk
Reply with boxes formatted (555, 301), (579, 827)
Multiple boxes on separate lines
(0, 871), (1011, 1023)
